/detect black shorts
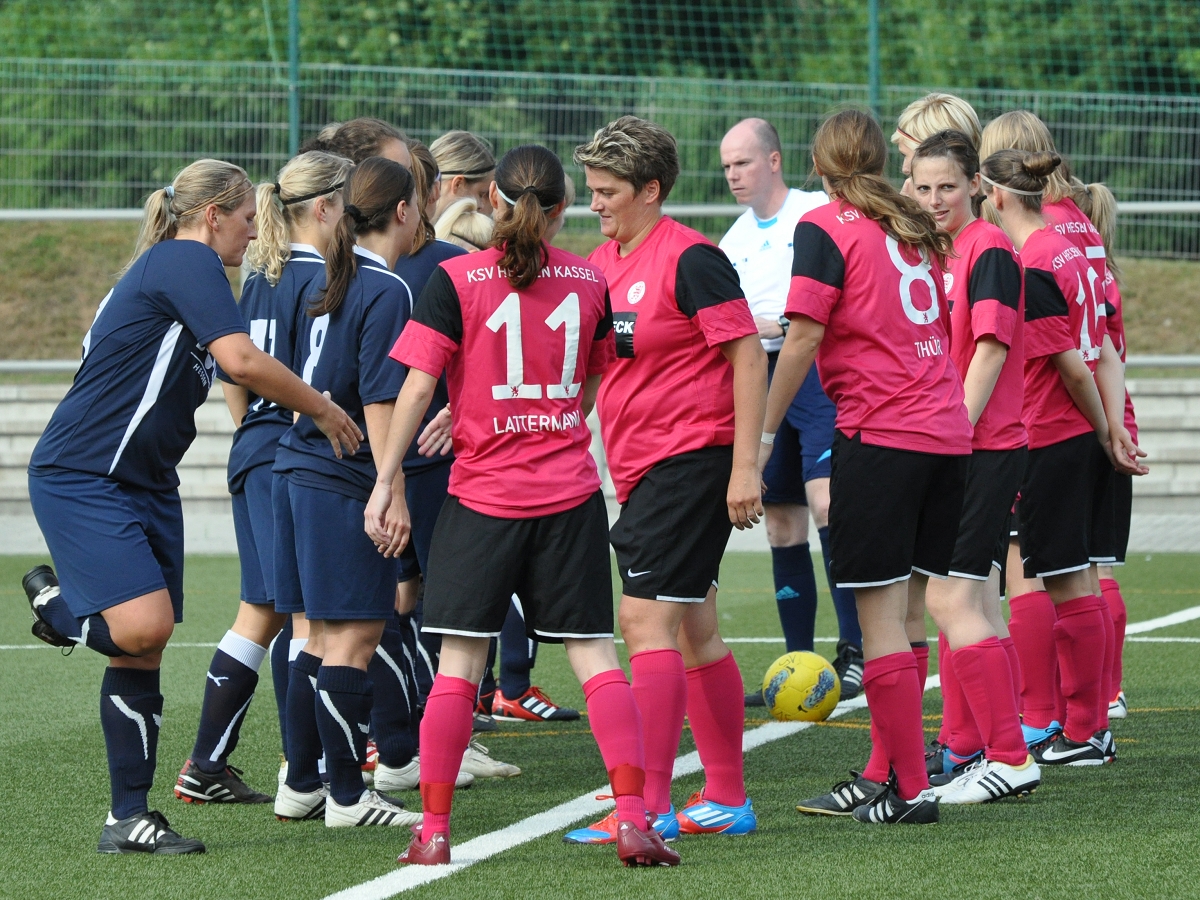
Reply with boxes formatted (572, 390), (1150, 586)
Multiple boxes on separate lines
(1090, 467), (1133, 566)
(827, 432), (968, 588)
(421, 491), (613, 642)
(1018, 433), (1109, 579)
(611, 445), (733, 602)
(948, 448), (1027, 580)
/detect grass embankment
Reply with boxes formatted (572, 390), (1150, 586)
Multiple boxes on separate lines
(0, 221), (1196, 360)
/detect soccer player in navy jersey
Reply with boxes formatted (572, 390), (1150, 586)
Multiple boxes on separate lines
(173, 150), (355, 807)
(569, 116), (767, 840)
(271, 157), (426, 828)
(717, 117), (865, 702)
(22, 158), (361, 854)
(367, 144), (678, 868)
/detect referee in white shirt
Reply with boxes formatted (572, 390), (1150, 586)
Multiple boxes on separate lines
(718, 118), (864, 703)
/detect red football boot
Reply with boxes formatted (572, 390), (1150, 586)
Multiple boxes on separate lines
(615, 820), (680, 867)
(397, 825), (451, 866)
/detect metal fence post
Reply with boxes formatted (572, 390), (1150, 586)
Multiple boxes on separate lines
(287, 0), (300, 156)
(868, 0), (881, 119)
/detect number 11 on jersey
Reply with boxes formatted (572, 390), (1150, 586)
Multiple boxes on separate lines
(486, 292), (581, 401)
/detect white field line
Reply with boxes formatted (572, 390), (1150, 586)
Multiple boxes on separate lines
(1124, 604), (1200, 634)
(322, 678), (941, 900)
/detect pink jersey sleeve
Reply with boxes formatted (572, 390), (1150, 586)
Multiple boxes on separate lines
(786, 275), (840, 325)
(695, 299), (758, 347)
(587, 331), (617, 376)
(389, 320), (458, 378)
(972, 300), (1019, 348)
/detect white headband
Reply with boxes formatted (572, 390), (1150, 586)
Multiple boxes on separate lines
(980, 173), (1044, 197)
(496, 184), (555, 212)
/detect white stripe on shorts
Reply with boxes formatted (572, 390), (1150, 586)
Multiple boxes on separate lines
(836, 573), (910, 589)
(420, 627), (503, 638)
(947, 570), (991, 582)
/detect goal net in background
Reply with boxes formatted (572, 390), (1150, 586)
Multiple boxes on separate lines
(1, 0), (1198, 257)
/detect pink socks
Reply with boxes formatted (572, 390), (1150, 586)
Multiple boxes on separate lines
(1008, 591), (1060, 728)
(862, 652), (928, 800)
(1100, 578), (1127, 699)
(686, 652), (747, 807)
(953, 637), (1028, 766)
(1052, 595), (1108, 742)
(936, 634), (982, 756)
(583, 669), (648, 829)
(999, 636), (1023, 714)
(418, 674), (476, 840)
(864, 643), (928, 784)
(629, 649), (687, 815)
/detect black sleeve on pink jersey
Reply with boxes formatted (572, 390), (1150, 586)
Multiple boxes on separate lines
(1024, 269), (1069, 321)
(594, 288), (614, 340)
(1104, 300), (1117, 317)
(411, 266), (463, 343)
(968, 247), (1022, 310)
(674, 244), (746, 318)
(790, 221), (845, 287)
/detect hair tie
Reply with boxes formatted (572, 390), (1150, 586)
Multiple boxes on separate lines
(495, 184), (555, 212)
(164, 185), (175, 200)
(344, 203), (368, 224)
(896, 127), (920, 145)
(980, 173), (1043, 197)
(441, 165), (494, 178)
(272, 182), (282, 196)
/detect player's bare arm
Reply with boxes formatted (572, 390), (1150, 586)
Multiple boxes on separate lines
(1094, 335), (1148, 476)
(209, 332), (362, 458)
(961, 336), (1008, 426)
(364, 368), (438, 552)
(759, 316), (824, 473)
(720, 333), (767, 529)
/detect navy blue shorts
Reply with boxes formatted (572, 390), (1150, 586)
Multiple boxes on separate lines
(231, 462), (275, 605)
(279, 478), (398, 621)
(272, 473), (304, 615)
(29, 468), (184, 621)
(762, 353), (836, 505)
(406, 460), (451, 575)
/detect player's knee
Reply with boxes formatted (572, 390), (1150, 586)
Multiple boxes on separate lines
(113, 618), (174, 656)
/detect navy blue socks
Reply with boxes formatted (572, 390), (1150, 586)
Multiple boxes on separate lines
(191, 631), (267, 774)
(315, 665), (373, 806)
(368, 614), (417, 768)
(100, 667), (162, 819)
(270, 616), (293, 754)
(771, 542), (818, 652)
(284, 650), (323, 792)
(41, 595), (126, 656)
(818, 525), (862, 647)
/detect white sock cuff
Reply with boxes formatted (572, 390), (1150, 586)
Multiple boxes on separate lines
(289, 638), (307, 662)
(218, 630), (268, 671)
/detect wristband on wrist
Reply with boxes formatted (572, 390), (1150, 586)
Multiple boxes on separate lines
(761, 431), (776, 445)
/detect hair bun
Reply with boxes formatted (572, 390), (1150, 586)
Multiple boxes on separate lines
(1022, 151), (1062, 179)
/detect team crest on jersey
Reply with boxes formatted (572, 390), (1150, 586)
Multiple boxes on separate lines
(613, 312), (637, 358)
(943, 273), (954, 294)
(190, 344), (215, 388)
(627, 281), (646, 304)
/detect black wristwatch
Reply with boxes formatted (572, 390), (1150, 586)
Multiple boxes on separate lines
(777, 315), (790, 336)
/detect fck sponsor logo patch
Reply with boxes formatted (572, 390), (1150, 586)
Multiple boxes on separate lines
(613, 311), (637, 358)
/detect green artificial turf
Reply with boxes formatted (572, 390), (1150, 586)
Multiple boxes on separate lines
(0, 552), (1197, 900)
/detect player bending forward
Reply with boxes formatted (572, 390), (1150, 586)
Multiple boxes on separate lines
(366, 144), (678, 868)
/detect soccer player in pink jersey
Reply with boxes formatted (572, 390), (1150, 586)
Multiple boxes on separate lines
(908, 129), (1039, 803)
(981, 112), (1146, 746)
(767, 110), (971, 825)
(981, 147), (1145, 767)
(569, 116), (767, 840)
(366, 144), (678, 868)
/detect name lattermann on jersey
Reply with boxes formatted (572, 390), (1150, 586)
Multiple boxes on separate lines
(493, 411), (584, 433)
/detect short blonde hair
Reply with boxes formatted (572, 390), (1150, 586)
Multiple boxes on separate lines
(430, 131), (495, 180)
(435, 197), (494, 252)
(893, 93), (982, 148)
(573, 115), (680, 200)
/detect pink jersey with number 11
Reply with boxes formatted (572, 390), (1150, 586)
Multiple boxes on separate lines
(786, 201), (972, 455)
(390, 245), (616, 519)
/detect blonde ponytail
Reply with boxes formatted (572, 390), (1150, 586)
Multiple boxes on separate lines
(246, 150), (353, 285)
(125, 158), (252, 274)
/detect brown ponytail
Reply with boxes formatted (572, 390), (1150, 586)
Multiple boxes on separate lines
(407, 140), (439, 254)
(491, 145), (566, 289)
(981, 149), (1062, 212)
(812, 110), (953, 269)
(313, 156), (415, 318)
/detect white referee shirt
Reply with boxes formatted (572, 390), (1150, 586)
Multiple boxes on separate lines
(719, 188), (828, 351)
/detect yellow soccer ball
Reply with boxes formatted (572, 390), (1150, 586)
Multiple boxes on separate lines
(761, 651), (841, 722)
